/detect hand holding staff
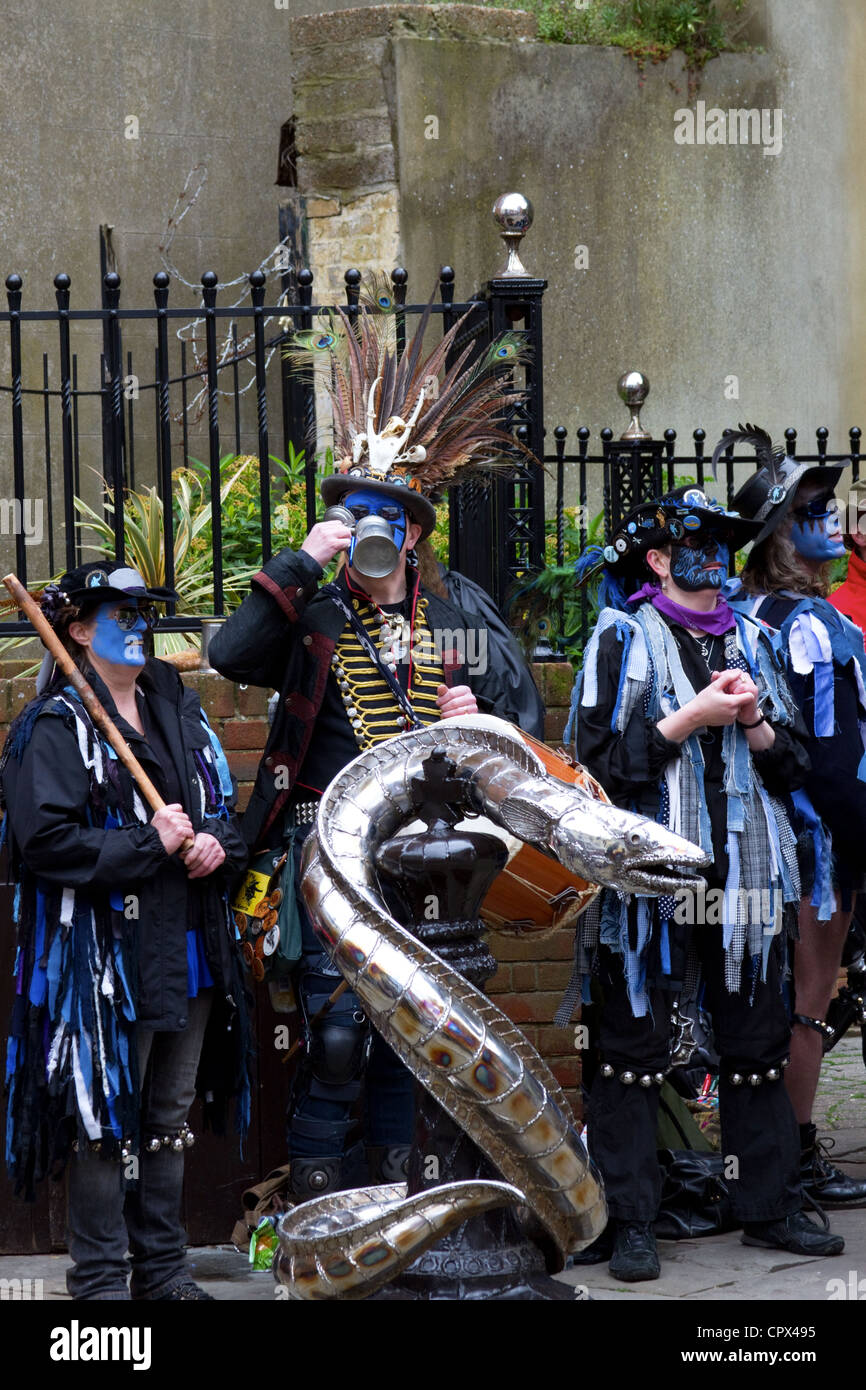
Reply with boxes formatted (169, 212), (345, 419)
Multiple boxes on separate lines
(2, 572), (195, 852)
(4, 570), (348, 1038)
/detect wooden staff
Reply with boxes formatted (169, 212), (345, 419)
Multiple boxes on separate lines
(2, 572), (194, 851)
(281, 979), (349, 1064)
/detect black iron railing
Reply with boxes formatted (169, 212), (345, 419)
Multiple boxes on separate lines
(1, 256), (863, 649)
(543, 425), (865, 653)
(0, 265), (546, 635)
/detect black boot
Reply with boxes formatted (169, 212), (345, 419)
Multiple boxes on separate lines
(742, 1206), (844, 1257)
(608, 1221), (660, 1282)
(800, 1123), (866, 1208)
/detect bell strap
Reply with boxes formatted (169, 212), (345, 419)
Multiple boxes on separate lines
(793, 1013), (835, 1040)
(322, 583), (422, 731)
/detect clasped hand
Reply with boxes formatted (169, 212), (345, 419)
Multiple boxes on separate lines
(151, 804), (226, 877)
(436, 684), (479, 719)
(689, 668), (762, 728)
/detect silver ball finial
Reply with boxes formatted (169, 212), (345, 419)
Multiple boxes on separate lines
(617, 370), (652, 441)
(492, 193), (534, 278)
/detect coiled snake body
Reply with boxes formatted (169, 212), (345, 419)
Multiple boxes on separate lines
(275, 716), (710, 1299)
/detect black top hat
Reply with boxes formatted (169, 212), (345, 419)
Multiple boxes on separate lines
(56, 561), (178, 609)
(714, 424), (848, 547)
(601, 485), (762, 574)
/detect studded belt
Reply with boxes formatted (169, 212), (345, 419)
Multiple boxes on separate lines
(287, 799), (320, 826)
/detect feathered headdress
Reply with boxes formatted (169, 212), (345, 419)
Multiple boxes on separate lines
(285, 274), (533, 538)
(714, 422), (849, 548)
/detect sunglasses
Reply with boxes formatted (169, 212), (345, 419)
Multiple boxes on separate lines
(346, 503), (404, 523)
(110, 604), (158, 631)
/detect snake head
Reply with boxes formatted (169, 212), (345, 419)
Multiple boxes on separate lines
(498, 789), (710, 897)
(551, 795), (711, 895)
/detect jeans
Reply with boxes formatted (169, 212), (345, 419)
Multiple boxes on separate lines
(65, 989), (213, 1300)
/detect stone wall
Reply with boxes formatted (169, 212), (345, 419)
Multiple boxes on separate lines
(0, 659), (582, 1105)
(2, 1), (864, 586)
(288, 0), (866, 491)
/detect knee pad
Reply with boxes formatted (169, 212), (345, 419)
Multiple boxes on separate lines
(289, 1157), (343, 1199)
(310, 1019), (368, 1088)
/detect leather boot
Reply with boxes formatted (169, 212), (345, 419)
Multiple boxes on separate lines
(608, 1221), (660, 1282)
(800, 1122), (866, 1208)
(742, 1207), (844, 1256)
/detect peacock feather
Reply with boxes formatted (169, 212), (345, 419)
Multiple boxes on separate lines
(284, 274), (536, 493)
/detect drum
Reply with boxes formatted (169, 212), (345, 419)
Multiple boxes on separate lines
(479, 732), (609, 936)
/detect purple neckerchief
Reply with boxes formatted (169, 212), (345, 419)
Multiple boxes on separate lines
(626, 582), (736, 635)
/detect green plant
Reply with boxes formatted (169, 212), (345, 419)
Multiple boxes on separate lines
(509, 505), (606, 665)
(72, 458), (260, 655)
(0, 447), (336, 670)
(478, 0), (751, 74)
(0, 634), (41, 677)
(830, 551), (850, 591)
(184, 444), (335, 573)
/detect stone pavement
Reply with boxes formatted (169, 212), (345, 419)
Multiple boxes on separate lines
(3, 1035), (866, 1303)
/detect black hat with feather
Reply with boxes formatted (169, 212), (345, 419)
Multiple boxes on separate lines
(285, 274), (532, 540)
(715, 424), (848, 547)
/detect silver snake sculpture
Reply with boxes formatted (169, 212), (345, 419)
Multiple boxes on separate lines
(274, 715), (711, 1299)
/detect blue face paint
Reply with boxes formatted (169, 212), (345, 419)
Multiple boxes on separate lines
(343, 489), (408, 568)
(90, 602), (148, 667)
(670, 537), (730, 592)
(790, 499), (845, 563)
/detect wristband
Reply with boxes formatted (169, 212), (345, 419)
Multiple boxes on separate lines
(739, 712), (766, 729)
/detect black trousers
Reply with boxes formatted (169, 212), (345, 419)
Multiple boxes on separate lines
(588, 930), (802, 1223)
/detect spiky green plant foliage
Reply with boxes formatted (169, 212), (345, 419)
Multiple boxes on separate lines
(0, 446), (341, 673)
(72, 457), (259, 656)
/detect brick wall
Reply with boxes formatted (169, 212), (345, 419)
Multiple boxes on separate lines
(0, 659), (582, 1108)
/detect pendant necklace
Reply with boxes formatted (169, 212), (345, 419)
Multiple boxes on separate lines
(695, 632), (714, 668)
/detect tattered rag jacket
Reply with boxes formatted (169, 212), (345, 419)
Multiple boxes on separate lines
(731, 588), (866, 880)
(566, 602), (809, 1014)
(0, 657), (252, 1197)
